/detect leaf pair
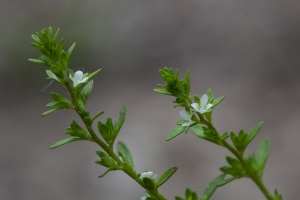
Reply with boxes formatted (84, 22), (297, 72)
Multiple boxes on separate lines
(230, 122), (263, 153)
(42, 92), (73, 116)
(49, 120), (91, 149)
(97, 106), (127, 147)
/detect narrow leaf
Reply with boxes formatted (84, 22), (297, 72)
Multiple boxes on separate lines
(153, 88), (172, 95)
(157, 167), (178, 188)
(256, 138), (270, 171)
(49, 137), (83, 149)
(246, 121), (263, 146)
(200, 174), (226, 200)
(166, 126), (185, 141)
(113, 106), (127, 139)
(81, 80), (93, 104)
(42, 108), (60, 116)
(211, 96), (225, 108)
(117, 142), (134, 168)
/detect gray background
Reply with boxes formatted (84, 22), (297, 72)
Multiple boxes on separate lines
(1, 0), (300, 199)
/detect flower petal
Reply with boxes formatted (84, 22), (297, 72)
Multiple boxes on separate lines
(200, 94), (209, 107)
(191, 103), (200, 111)
(179, 110), (191, 121)
(206, 103), (213, 109)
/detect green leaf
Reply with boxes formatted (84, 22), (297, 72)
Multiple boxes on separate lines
(46, 70), (61, 83)
(206, 89), (213, 100)
(91, 111), (104, 122)
(166, 125), (185, 141)
(66, 120), (90, 139)
(81, 80), (93, 104)
(211, 96), (225, 108)
(86, 69), (102, 80)
(95, 151), (119, 169)
(28, 58), (45, 64)
(190, 125), (214, 143)
(42, 108), (60, 116)
(113, 106), (126, 139)
(98, 121), (111, 144)
(49, 137), (84, 149)
(245, 121), (263, 147)
(217, 176), (238, 187)
(256, 138), (270, 172)
(200, 174), (226, 200)
(143, 177), (156, 190)
(153, 88), (172, 95)
(157, 167), (178, 188)
(117, 142), (134, 168)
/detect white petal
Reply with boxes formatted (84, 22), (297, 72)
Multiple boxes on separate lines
(200, 94), (208, 106)
(140, 171), (156, 179)
(179, 110), (190, 120)
(206, 103), (213, 109)
(191, 103), (200, 111)
(199, 109), (207, 114)
(74, 71), (84, 80)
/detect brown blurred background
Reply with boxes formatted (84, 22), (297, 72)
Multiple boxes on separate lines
(1, 0), (300, 199)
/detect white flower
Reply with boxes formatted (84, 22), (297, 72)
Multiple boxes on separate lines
(69, 70), (88, 87)
(191, 94), (212, 114)
(140, 171), (157, 180)
(179, 110), (195, 127)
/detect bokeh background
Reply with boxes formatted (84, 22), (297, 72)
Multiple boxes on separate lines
(1, 0), (300, 199)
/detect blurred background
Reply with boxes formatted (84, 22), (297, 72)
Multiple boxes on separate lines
(1, 0), (300, 199)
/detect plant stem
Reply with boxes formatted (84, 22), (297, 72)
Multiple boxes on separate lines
(197, 114), (274, 200)
(221, 140), (273, 200)
(66, 81), (167, 200)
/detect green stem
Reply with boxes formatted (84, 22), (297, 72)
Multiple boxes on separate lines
(66, 81), (167, 200)
(195, 112), (274, 200)
(221, 140), (273, 200)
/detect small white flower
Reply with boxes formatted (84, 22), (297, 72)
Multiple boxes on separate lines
(179, 110), (195, 127)
(191, 94), (212, 114)
(69, 70), (88, 87)
(140, 171), (157, 180)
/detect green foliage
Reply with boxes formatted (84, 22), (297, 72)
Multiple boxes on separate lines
(65, 120), (90, 139)
(42, 92), (73, 116)
(154, 67), (191, 108)
(29, 26), (75, 80)
(95, 151), (121, 177)
(97, 106), (127, 146)
(175, 188), (199, 200)
(117, 141), (134, 168)
(230, 122), (264, 153)
(49, 137), (85, 149)
(166, 125), (186, 141)
(157, 167), (178, 188)
(30, 27), (281, 200)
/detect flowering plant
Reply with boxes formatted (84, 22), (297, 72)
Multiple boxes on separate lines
(29, 27), (282, 200)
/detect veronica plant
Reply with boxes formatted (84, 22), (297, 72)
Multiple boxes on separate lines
(154, 68), (283, 200)
(29, 27), (282, 200)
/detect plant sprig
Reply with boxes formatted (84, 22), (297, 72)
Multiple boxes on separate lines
(154, 67), (282, 200)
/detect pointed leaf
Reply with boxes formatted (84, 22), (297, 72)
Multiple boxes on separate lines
(200, 174), (226, 200)
(256, 138), (270, 171)
(157, 167), (178, 188)
(113, 106), (127, 139)
(166, 125), (185, 141)
(42, 108), (60, 116)
(211, 96), (225, 108)
(87, 69), (102, 80)
(153, 88), (172, 95)
(117, 142), (134, 168)
(81, 80), (93, 104)
(49, 137), (84, 149)
(246, 122), (263, 146)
